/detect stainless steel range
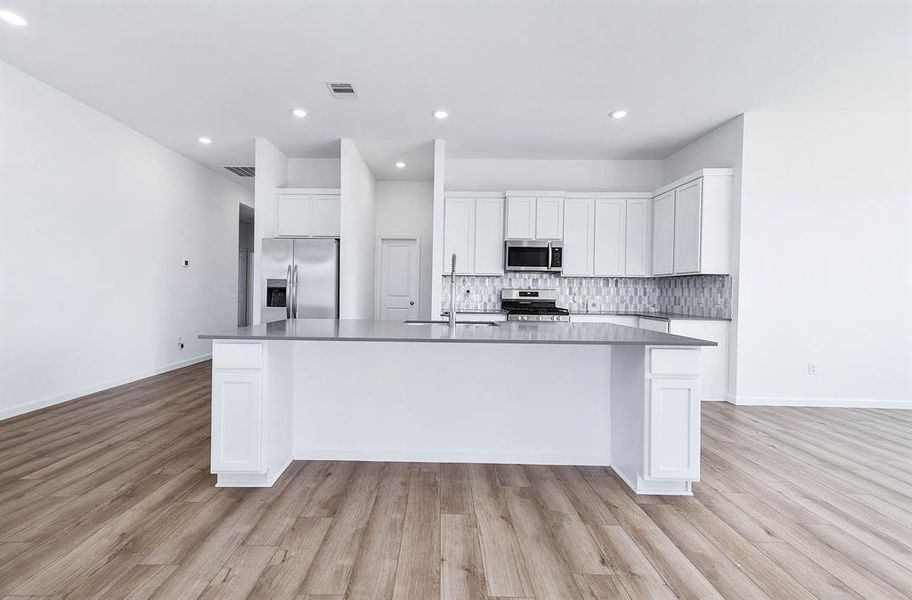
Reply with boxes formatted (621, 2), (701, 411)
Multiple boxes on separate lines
(501, 288), (570, 322)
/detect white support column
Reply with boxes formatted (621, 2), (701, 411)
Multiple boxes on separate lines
(430, 138), (446, 317)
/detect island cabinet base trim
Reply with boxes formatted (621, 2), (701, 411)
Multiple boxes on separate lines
(215, 457), (293, 487)
(291, 447), (610, 466)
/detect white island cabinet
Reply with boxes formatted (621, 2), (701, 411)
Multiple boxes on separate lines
(201, 319), (714, 495)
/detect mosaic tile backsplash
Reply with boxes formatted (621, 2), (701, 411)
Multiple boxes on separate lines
(441, 273), (731, 318)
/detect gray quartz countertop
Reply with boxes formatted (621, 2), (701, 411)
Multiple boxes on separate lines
(200, 319), (716, 346)
(573, 311), (732, 321)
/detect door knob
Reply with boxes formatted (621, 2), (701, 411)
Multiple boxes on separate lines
(409, 301), (415, 306)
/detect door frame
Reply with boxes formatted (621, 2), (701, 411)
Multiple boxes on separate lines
(374, 235), (421, 319)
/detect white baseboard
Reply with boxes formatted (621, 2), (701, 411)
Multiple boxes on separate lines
(701, 397), (728, 402)
(727, 394), (911, 410)
(293, 446), (610, 466)
(0, 354), (212, 421)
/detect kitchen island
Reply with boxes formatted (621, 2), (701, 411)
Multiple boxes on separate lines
(200, 319), (715, 495)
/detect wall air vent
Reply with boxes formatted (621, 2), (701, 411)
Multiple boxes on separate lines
(326, 82), (357, 98)
(224, 166), (255, 177)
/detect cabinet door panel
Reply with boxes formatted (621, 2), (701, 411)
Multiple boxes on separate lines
(443, 197), (474, 274)
(593, 199), (626, 276)
(211, 370), (263, 473)
(506, 197), (535, 239)
(276, 194), (311, 236)
(652, 191), (675, 275)
(535, 197), (564, 240)
(561, 198), (594, 276)
(474, 197), (504, 275)
(311, 195), (341, 237)
(625, 199), (650, 276)
(673, 180), (702, 274)
(648, 377), (700, 480)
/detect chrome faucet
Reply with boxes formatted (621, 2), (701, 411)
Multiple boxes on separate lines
(449, 254), (457, 327)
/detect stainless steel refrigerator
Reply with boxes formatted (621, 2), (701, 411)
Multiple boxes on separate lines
(261, 238), (339, 322)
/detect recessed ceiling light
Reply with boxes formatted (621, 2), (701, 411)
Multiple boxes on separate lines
(290, 108), (308, 118)
(609, 109), (629, 120)
(395, 161), (407, 169)
(198, 137), (212, 145)
(433, 109), (449, 120)
(0, 10), (27, 26)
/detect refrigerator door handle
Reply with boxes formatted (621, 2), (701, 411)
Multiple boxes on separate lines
(286, 265), (293, 319)
(292, 265), (299, 319)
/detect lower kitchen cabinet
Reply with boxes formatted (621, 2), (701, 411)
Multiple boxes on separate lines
(211, 364), (264, 473)
(668, 319), (730, 402)
(570, 314), (639, 327)
(647, 372), (700, 480)
(638, 316), (669, 333)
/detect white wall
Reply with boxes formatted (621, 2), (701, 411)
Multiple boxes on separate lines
(446, 158), (663, 192)
(0, 62), (253, 419)
(252, 137), (288, 323)
(339, 139), (377, 318)
(374, 182), (434, 319)
(286, 157), (341, 188)
(661, 116), (744, 397)
(735, 112), (911, 406)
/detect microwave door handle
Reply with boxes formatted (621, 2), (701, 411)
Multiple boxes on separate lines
(547, 241), (553, 270)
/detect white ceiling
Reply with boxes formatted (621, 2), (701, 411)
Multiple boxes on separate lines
(1, 1), (908, 185)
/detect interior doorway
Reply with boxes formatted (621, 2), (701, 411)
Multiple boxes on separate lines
(238, 204), (255, 326)
(375, 236), (420, 320)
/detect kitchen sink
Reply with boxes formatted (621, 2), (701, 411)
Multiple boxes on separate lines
(403, 320), (499, 327)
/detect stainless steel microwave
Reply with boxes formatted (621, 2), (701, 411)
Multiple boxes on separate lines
(504, 240), (563, 272)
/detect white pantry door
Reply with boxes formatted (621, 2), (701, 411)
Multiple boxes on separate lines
(378, 237), (420, 320)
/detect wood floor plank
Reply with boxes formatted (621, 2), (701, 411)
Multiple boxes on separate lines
(345, 494), (407, 600)
(439, 463), (472, 514)
(246, 517), (332, 600)
(440, 513), (487, 600)
(300, 463), (382, 596)
(468, 464), (534, 598)
(196, 544), (277, 600)
(585, 523), (677, 600)
(504, 486), (583, 599)
(391, 470), (440, 600)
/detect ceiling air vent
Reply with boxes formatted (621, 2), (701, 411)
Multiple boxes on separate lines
(224, 166), (255, 177)
(326, 82), (357, 99)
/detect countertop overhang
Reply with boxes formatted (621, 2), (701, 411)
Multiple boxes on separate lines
(200, 319), (717, 346)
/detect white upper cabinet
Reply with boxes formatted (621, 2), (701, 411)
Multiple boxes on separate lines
(535, 197), (564, 240)
(673, 179), (702, 274)
(505, 193), (563, 240)
(505, 196), (536, 239)
(593, 199), (626, 276)
(276, 194), (311, 237)
(562, 198), (595, 276)
(310, 195), (341, 237)
(474, 197), (505, 275)
(443, 196), (474, 274)
(276, 189), (341, 237)
(443, 194), (504, 275)
(625, 199), (652, 277)
(651, 169), (732, 276)
(652, 191), (676, 276)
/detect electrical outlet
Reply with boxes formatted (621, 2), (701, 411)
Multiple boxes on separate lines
(807, 361), (818, 376)
(178, 336), (185, 350)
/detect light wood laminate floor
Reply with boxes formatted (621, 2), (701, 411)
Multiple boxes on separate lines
(1, 361), (910, 599)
